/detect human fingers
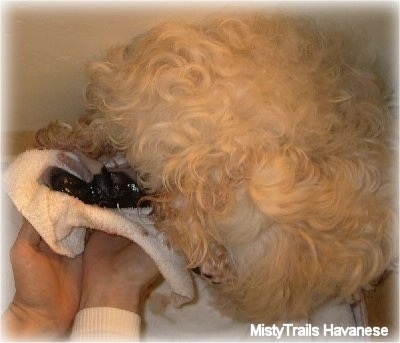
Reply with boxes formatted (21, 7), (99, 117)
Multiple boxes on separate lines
(85, 230), (130, 255)
(14, 220), (41, 248)
(61, 252), (83, 290)
(113, 241), (161, 289)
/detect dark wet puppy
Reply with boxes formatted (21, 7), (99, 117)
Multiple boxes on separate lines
(48, 166), (150, 208)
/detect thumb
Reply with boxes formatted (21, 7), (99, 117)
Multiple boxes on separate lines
(16, 220), (41, 248)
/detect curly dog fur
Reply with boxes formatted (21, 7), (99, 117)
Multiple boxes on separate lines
(37, 14), (397, 322)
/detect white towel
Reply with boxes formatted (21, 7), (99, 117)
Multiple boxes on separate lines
(3, 149), (194, 307)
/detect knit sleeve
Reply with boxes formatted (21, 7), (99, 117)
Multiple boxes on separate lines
(70, 307), (141, 341)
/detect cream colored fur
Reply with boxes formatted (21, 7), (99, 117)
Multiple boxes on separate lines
(36, 14), (397, 323)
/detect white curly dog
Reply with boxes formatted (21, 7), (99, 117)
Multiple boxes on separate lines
(37, 14), (397, 323)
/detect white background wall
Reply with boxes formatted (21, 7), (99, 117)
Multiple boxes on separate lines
(2, 1), (398, 132)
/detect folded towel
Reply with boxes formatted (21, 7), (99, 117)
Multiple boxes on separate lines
(3, 149), (194, 307)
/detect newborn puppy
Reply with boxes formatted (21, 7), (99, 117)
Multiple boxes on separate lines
(48, 166), (149, 208)
(36, 14), (397, 323)
(41, 151), (150, 208)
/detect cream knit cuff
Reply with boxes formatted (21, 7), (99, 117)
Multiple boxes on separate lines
(70, 307), (141, 341)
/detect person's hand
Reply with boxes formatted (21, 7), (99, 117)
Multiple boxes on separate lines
(2, 220), (83, 340)
(79, 231), (160, 314)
